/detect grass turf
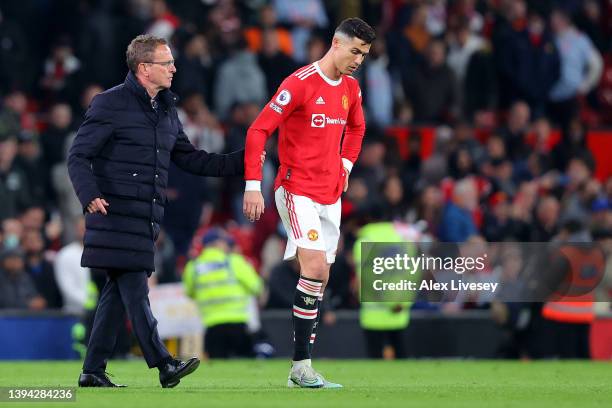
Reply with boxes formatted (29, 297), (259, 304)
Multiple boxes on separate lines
(0, 360), (610, 408)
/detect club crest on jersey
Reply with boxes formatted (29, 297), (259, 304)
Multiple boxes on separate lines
(307, 229), (319, 241)
(275, 89), (291, 106)
(342, 95), (349, 110)
(311, 113), (325, 128)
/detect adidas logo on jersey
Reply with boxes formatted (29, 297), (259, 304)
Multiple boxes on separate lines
(315, 96), (325, 105)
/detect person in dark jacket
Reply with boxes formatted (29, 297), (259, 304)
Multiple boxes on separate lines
(67, 34), (247, 389)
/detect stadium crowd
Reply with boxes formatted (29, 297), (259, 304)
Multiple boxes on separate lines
(0, 0), (611, 328)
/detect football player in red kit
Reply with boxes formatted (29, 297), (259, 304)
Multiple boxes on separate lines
(243, 17), (375, 388)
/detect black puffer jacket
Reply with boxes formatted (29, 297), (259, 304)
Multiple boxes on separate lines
(68, 72), (244, 271)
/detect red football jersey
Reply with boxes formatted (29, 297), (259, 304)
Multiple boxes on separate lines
(245, 62), (366, 205)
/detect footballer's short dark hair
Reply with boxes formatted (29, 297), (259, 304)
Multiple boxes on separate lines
(335, 18), (376, 44)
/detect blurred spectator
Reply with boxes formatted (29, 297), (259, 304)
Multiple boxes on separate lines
(76, 2), (121, 89)
(2, 218), (23, 250)
(272, 0), (328, 63)
(0, 247), (46, 310)
(550, 117), (594, 172)
(266, 259), (299, 309)
(530, 195), (561, 242)
(362, 38), (394, 128)
(560, 155), (600, 225)
(21, 228), (63, 308)
(177, 92), (224, 153)
(54, 217), (93, 316)
(380, 175), (407, 222)
(41, 103), (74, 171)
(1, 90), (37, 132)
(463, 44), (498, 122)
(407, 185), (444, 236)
(257, 28), (298, 99)
(223, 102), (269, 224)
(482, 192), (514, 241)
(214, 38), (267, 119)
(351, 135), (387, 208)
(244, 4), (293, 56)
(306, 34), (326, 63)
(421, 127), (451, 185)
(14, 131), (47, 207)
(75, 84), (103, 122)
(146, 0), (179, 41)
(403, 3), (431, 56)
(163, 93), (221, 256)
(446, 17), (485, 111)
(438, 178), (478, 242)
(153, 229), (177, 284)
(448, 146), (477, 180)
(0, 134), (32, 220)
(403, 39), (457, 123)
(0, 8), (28, 92)
(496, 9), (560, 117)
(548, 8), (603, 126)
(574, 0), (607, 53)
(497, 101), (530, 161)
(206, 0), (243, 54)
(426, 0), (448, 36)
(173, 33), (215, 104)
(39, 36), (82, 103)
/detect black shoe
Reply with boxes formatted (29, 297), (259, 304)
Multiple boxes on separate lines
(78, 372), (127, 388)
(159, 357), (200, 388)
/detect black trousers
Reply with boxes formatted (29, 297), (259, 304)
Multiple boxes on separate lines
(82, 270), (170, 373)
(363, 329), (407, 359)
(205, 323), (254, 359)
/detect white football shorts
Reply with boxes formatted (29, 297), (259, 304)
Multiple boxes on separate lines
(274, 186), (341, 264)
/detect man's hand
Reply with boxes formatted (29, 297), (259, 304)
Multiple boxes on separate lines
(87, 198), (109, 215)
(243, 191), (264, 222)
(261, 151), (266, 167)
(343, 167), (350, 192)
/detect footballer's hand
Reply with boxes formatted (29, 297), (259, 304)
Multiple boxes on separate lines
(260, 151), (266, 167)
(343, 168), (349, 192)
(87, 198), (109, 215)
(243, 191), (265, 222)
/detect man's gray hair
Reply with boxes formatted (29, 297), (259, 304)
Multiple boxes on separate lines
(126, 34), (168, 73)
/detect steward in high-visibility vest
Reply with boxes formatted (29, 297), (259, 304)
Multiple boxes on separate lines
(353, 221), (420, 359)
(183, 229), (262, 358)
(540, 241), (605, 359)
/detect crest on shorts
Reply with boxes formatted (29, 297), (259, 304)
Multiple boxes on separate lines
(307, 229), (319, 241)
(342, 95), (349, 110)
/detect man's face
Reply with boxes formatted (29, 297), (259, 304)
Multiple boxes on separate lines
(2, 255), (24, 274)
(333, 35), (371, 75)
(142, 45), (176, 90)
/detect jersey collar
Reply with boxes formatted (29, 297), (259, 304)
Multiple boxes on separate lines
(314, 61), (342, 86)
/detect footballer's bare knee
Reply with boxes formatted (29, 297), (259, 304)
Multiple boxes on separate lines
(296, 248), (328, 282)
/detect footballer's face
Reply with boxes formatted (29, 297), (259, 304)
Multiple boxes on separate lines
(333, 35), (371, 75)
(141, 44), (176, 90)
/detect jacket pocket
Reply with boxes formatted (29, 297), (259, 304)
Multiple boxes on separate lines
(97, 179), (139, 199)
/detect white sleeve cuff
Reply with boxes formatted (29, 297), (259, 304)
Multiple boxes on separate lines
(245, 180), (261, 192)
(342, 158), (353, 173)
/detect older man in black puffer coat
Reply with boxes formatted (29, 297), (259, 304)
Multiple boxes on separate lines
(68, 34), (249, 388)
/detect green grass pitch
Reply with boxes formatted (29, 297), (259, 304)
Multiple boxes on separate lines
(0, 360), (610, 408)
